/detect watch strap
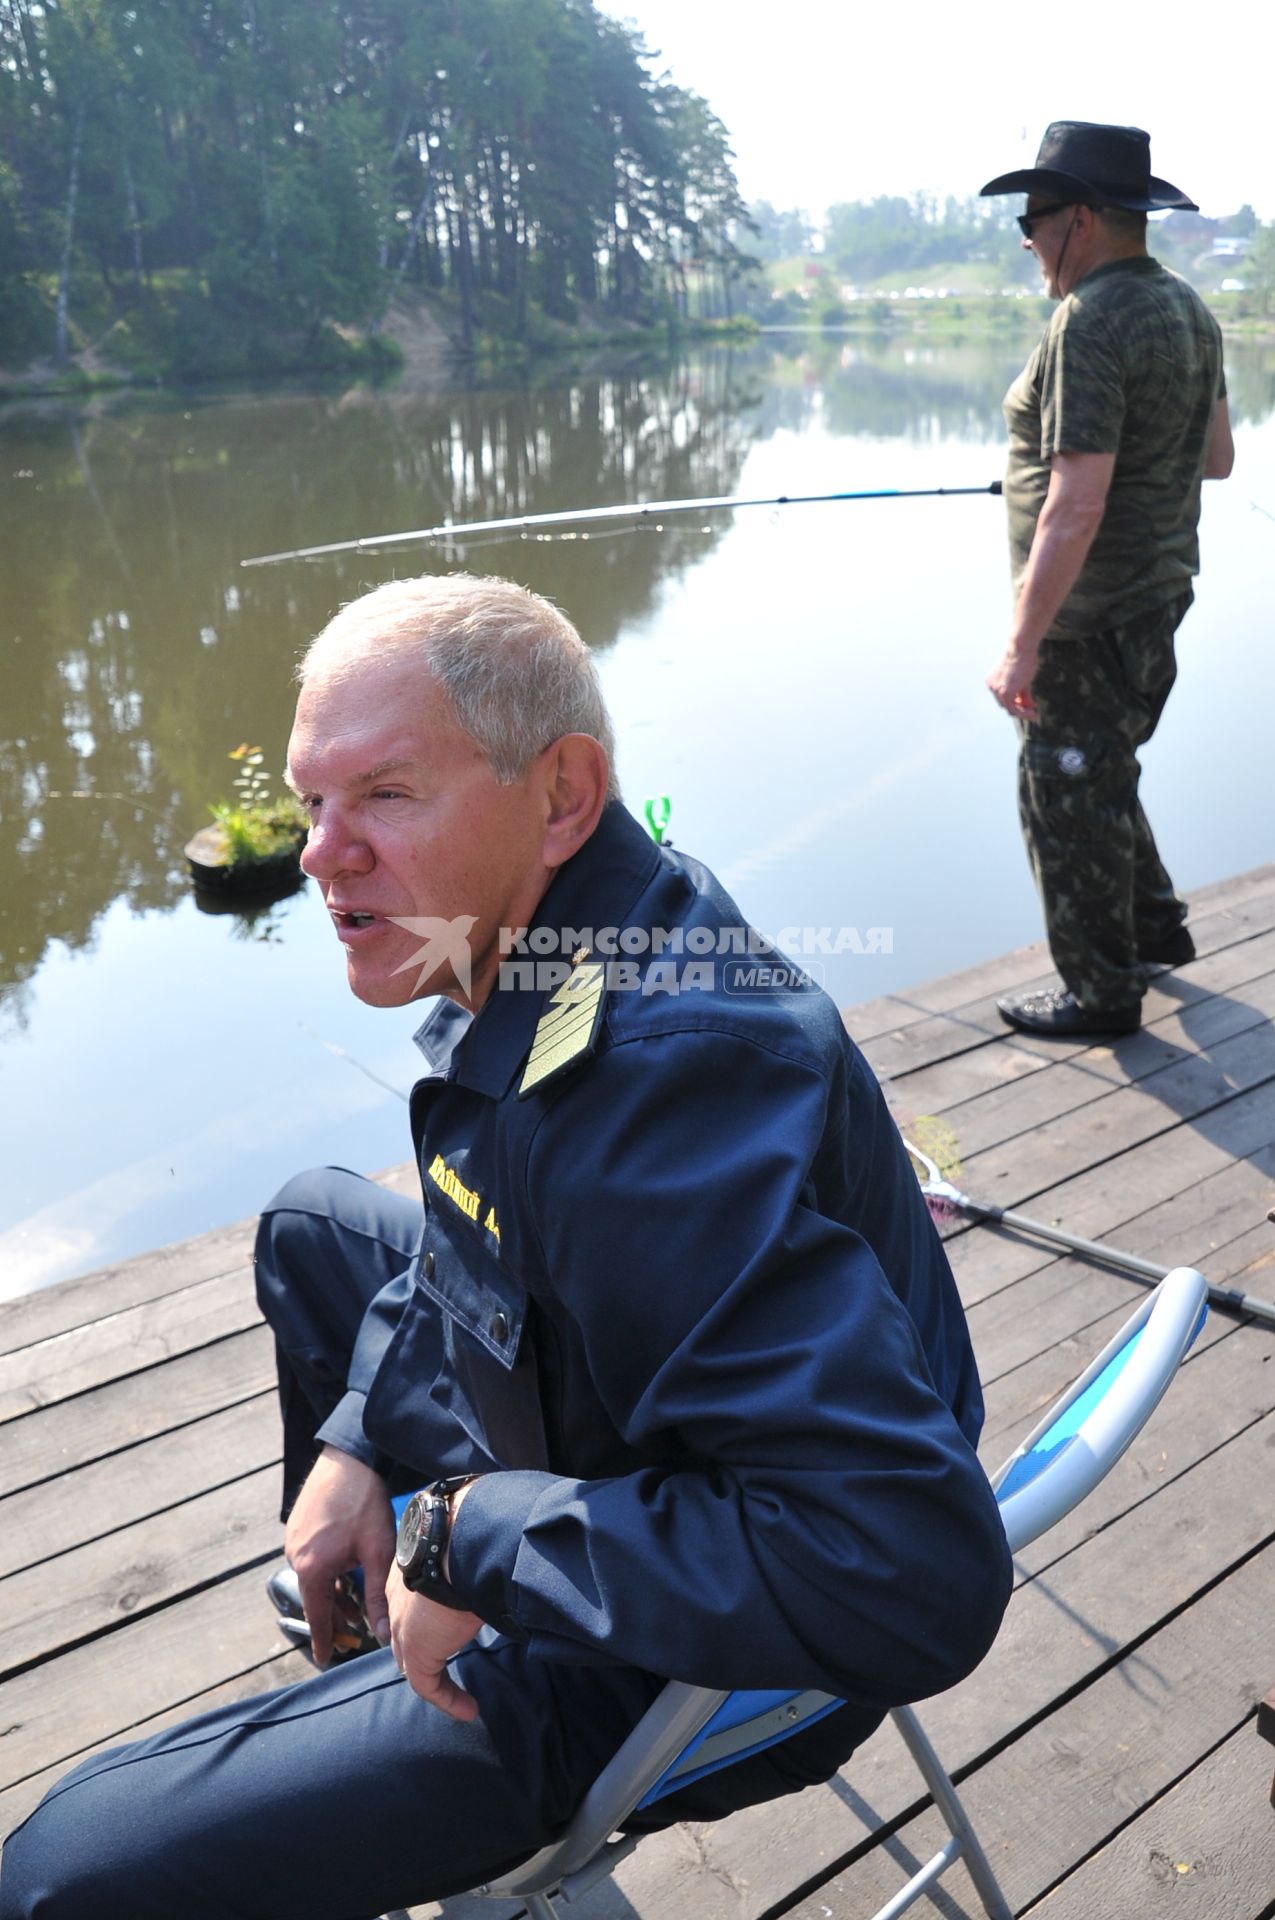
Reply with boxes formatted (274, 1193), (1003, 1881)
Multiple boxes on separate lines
(400, 1476), (475, 1608)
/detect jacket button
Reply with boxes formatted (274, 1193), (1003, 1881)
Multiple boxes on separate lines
(421, 1250), (435, 1280)
(490, 1311), (509, 1344)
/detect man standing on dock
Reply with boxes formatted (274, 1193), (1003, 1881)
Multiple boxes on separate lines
(0, 575), (1011, 1918)
(981, 121), (1233, 1038)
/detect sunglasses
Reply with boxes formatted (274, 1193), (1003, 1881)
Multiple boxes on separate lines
(1017, 201), (1077, 239)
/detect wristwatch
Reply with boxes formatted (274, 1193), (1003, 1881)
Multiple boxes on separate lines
(395, 1477), (475, 1607)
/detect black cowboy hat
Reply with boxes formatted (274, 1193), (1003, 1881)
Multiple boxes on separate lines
(980, 121), (1197, 213)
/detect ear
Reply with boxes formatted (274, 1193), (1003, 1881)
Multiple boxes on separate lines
(538, 733), (610, 871)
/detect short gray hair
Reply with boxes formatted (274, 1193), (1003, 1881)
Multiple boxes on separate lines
(299, 574), (619, 800)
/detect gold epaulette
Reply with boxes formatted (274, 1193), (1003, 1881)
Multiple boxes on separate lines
(518, 956), (607, 1098)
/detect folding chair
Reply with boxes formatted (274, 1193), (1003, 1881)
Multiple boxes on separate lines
(444, 1263), (1208, 1920)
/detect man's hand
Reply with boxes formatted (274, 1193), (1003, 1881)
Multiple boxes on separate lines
(284, 1445), (395, 1665)
(386, 1563), (482, 1721)
(987, 643), (1040, 720)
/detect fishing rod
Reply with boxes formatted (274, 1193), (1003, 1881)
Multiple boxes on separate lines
(240, 480), (1003, 570)
(902, 1135), (1275, 1329)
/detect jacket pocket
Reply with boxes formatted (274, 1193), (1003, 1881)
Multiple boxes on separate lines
(364, 1218), (548, 1474)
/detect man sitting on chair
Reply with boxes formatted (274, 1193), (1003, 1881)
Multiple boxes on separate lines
(0, 575), (1012, 1920)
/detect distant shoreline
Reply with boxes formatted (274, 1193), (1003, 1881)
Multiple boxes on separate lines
(2, 292), (1267, 410)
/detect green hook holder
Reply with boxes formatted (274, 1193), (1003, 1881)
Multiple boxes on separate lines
(643, 795), (672, 845)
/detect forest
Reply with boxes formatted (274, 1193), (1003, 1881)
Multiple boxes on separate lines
(5, 2), (1272, 389)
(0, 0), (754, 380)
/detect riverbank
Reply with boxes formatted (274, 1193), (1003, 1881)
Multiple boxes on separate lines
(7, 275), (1266, 407)
(0, 286), (759, 404)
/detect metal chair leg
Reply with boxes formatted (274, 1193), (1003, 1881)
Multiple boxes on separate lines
(887, 1706), (1013, 1920)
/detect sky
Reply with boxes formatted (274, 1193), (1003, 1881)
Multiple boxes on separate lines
(597, 1), (1271, 225)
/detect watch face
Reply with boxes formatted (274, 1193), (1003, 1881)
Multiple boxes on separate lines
(395, 1493), (429, 1578)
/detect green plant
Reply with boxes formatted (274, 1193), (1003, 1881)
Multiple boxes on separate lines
(209, 745), (308, 868)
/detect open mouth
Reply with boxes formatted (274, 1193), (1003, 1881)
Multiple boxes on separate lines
(334, 910), (377, 930)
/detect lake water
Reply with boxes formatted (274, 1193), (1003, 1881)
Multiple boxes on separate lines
(3, 329), (1273, 1296)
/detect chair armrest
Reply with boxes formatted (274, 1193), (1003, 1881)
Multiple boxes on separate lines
(994, 1266), (1208, 1554)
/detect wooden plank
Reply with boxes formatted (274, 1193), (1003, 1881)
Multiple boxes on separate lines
(955, 1071), (1275, 1256)
(983, 1079), (1275, 1256)
(0, 1467), (281, 1678)
(958, 1018), (1275, 1210)
(780, 1545), (1275, 1920)
(978, 1294), (1144, 1449)
(922, 968), (1275, 1163)
(1020, 1722), (1275, 1918)
(1160, 918), (1275, 991)
(943, 1215), (1116, 1311)
(0, 1266), (261, 1425)
(1183, 860), (1275, 914)
(0, 1392), (279, 1580)
(0, 1564), (293, 1799)
(939, 1133), (1275, 1316)
(912, 1423), (1274, 1776)
(884, 1038), (1048, 1124)
(889, 928), (1275, 1123)
(844, 940), (1050, 1044)
(1126, 1152), (1275, 1278)
(0, 1325), (275, 1499)
(845, 862), (1275, 1050)
(0, 1217), (256, 1361)
(861, 991), (1026, 1083)
(965, 1234), (1260, 1419)
(1233, 1229), (1275, 1291)
(870, 912), (1275, 1091)
(968, 1257), (1161, 1390)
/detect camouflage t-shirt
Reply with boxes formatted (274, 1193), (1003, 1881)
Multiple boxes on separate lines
(1002, 256), (1225, 635)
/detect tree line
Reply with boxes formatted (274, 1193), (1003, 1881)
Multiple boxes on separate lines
(0, 0), (754, 378)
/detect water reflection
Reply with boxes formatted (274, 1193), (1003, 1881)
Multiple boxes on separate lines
(1, 352), (762, 1021)
(757, 331), (1032, 445)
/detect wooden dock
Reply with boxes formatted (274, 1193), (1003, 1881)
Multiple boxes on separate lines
(4, 863), (1275, 1917)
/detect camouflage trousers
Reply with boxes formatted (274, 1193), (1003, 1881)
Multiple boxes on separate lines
(1017, 590), (1194, 1012)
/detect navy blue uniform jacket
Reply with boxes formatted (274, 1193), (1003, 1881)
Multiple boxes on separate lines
(319, 803), (1011, 1775)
